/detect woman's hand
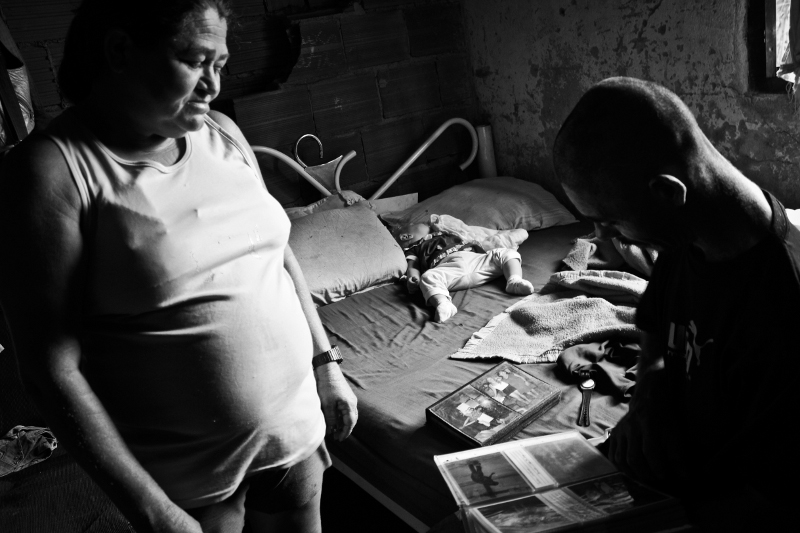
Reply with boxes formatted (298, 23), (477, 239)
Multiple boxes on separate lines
(149, 502), (204, 533)
(314, 363), (358, 441)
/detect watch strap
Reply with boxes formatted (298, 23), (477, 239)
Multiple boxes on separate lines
(577, 378), (594, 427)
(312, 345), (343, 370)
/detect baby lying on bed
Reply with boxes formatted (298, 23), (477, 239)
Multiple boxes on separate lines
(392, 222), (534, 323)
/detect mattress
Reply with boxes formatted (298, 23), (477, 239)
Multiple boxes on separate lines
(319, 221), (631, 527)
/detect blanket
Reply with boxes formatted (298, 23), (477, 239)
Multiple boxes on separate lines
(429, 214), (528, 251)
(562, 234), (658, 277)
(451, 270), (646, 364)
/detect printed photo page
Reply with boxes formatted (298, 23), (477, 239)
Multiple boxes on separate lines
(434, 431), (616, 507)
(435, 431), (684, 533)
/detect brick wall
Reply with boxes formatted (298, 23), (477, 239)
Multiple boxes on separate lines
(0, 0), (479, 207)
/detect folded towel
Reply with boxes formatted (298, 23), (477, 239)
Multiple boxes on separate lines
(452, 270), (646, 364)
(552, 269), (647, 306)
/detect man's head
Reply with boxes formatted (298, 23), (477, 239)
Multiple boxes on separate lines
(553, 77), (712, 251)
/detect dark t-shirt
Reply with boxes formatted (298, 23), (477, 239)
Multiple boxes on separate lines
(404, 232), (483, 271)
(636, 191), (799, 517)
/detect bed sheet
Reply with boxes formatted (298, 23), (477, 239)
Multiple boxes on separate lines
(320, 221), (631, 527)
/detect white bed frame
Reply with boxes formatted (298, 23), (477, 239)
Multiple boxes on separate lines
(251, 117), (478, 201)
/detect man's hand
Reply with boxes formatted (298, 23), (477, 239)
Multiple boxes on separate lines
(607, 370), (686, 485)
(314, 363), (358, 441)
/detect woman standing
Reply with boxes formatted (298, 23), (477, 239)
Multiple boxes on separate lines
(0, 1), (357, 532)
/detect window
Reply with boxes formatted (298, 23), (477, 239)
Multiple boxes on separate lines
(749, 0), (795, 92)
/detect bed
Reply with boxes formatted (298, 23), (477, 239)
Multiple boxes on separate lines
(273, 134), (635, 530)
(320, 220), (634, 530)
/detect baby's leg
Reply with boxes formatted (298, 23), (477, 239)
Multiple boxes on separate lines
(428, 294), (458, 323)
(503, 259), (534, 295)
(491, 249), (534, 295)
(420, 267), (460, 323)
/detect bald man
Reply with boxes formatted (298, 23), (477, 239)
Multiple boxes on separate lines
(553, 77), (795, 529)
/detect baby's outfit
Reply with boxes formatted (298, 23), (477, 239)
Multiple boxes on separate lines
(403, 231), (523, 304)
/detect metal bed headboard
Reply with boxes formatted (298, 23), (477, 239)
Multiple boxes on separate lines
(250, 117), (478, 202)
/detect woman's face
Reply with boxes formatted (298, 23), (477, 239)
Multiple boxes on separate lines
(125, 7), (228, 139)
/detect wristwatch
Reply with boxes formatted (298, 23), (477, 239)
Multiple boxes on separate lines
(577, 378), (595, 427)
(312, 345), (343, 370)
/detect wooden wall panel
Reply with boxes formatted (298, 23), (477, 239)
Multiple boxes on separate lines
(1, 0), (477, 203)
(378, 61), (440, 118)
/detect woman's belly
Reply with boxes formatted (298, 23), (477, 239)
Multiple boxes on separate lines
(81, 279), (321, 462)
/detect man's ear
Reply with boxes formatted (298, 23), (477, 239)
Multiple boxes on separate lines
(648, 174), (687, 208)
(103, 29), (133, 74)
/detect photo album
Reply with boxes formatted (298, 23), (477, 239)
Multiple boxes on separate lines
(434, 431), (686, 533)
(426, 362), (561, 446)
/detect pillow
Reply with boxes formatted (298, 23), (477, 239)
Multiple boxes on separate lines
(289, 204), (407, 306)
(787, 208), (800, 229)
(284, 191), (368, 220)
(381, 177), (577, 231)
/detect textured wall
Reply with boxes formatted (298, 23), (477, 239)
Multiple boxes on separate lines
(463, 0), (800, 207)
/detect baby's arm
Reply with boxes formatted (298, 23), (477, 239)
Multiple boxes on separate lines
(405, 256), (421, 293)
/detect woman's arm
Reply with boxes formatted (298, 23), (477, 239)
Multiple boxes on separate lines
(283, 244), (358, 441)
(209, 109), (358, 440)
(0, 137), (200, 533)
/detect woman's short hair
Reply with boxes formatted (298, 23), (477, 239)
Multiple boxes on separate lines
(58, 0), (234, 105)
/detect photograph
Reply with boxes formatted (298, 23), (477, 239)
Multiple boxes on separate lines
(522, 433), (616, 486)
(443, 452), (533, 505)
(564, 474), (637, 516)
(473, 363), (555, 414)
(566, 473), (669, 515)
(474, 495), (573, 533)
(430, 386), (521, 444)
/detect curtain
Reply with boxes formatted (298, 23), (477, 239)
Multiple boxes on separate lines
(777, 0), (800, 86)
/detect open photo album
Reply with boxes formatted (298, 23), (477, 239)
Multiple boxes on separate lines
(426, 362), (561, 446)
(434, 431), (686, 533)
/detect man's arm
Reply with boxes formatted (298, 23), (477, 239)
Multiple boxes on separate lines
(607, 332), (685, 485)
(0, 138), (200, 533)
(283, 244), (358, 441)
(635, 331), (665, 380)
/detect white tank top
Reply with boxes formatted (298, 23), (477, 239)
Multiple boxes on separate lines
(45, 110), (325, 508)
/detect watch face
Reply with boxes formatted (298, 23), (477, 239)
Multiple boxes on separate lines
(580, 379), (595, 390)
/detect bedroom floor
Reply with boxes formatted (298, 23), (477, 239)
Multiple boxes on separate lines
(236, 465), (416, 532)
(320, 467), (418, 532)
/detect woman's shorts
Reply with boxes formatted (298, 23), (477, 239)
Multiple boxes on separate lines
(185, 442), (331, 531)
